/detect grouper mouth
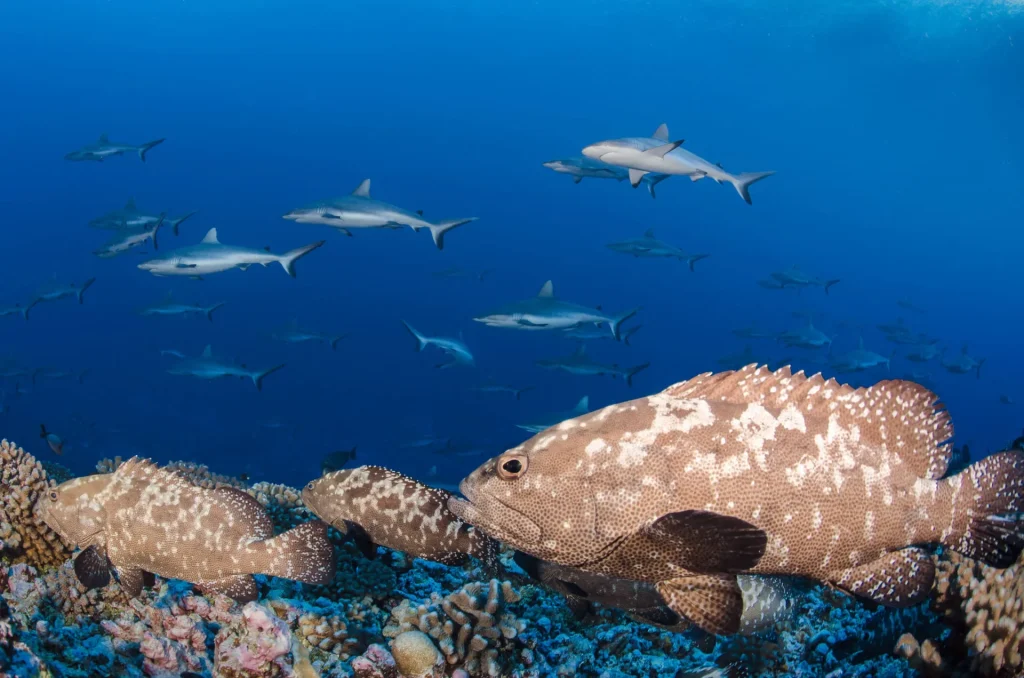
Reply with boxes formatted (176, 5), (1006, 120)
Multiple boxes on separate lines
(448, 486), (542, 549)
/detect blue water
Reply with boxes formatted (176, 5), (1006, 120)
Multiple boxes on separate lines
(0, 0), (1021, 489)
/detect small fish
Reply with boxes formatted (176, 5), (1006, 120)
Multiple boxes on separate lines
(607, 229), (710, 271)
(475, 280), (638, 341)
(302, 466), (499, 566)
(769, 266), (840, 295)
(321, 447), (357, 474)
(142, 294), (226, 322)
(517, 395), (589, 434)
(451, 365), (1024, 635)
(283, 179), (477, 250)
(401, 321), (474, 368)
(273, 323), (348, 351)
(37, 457), (336, 601)
(138, 228), (324, 279)
(65, 133), (164, 162)
(166, 345), (285, 391)
(535, 344), (649, 387)
(470, 383), (534, 400)
(39, 424), (64, 455)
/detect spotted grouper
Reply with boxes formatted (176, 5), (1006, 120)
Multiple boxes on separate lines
(449, 364), (1024, 634)
(36, 456), (336, 601)
(302, 465), (499, 567)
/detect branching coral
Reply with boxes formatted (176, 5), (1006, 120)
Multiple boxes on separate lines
(0, 439), (72, 569)
(383, 579), (528, 677)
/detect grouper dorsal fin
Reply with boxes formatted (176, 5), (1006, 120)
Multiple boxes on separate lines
(201, 228), (219, 244)
(665, 364), (955, 479)
(538, 280), (554, 298)
(201, 344), (213, 358)
(124, 197), (136, 210)
(352, 179), (371, 197)
(215, 486), (274, 540)
(652, 123), (669, 141)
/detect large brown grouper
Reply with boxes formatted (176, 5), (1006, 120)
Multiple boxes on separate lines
(36, 456), (336, 601)
(449, 365), (1024, 634)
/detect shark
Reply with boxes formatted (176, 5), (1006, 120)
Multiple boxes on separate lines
(272, 322), (348, 351)
(776, 319), (834, 350)
(535, 344), (650, 387)
(516, 395), (590, 434)
(565, 323), (642, 346)
(140, 294), (226, 321)
(769, 266), (840, 295)
(542, 157), (671, 198)
(474, 281), (638, 341)
(166, 345), (285, 391)
(830, 338), (892, 373)
(606, 229), (710, 271)
(905, 343), (942, 363)
(138, 228), (325, 279)
(89, 198), (197, 236)
(64, 134), (165, 162)
(581, 124), (774, 204)
(26, 277), (96, 318)
(401, 321), (474, 368)
(940, 345), (985, 379)
(0, 304), (30, 320)
(93, 216), (164, 258)
(283, 179), (477, 250)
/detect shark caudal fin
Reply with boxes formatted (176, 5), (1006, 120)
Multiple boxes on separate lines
(515, 387), (534, 401)
(205, 302), (226, 322)
(151, 215), (166, 250)
(645, 174), (670, 199)
(729, 171), (775, 205)
(625, 362), (651, 387)
(945, 450), (1024, 568)
(171, 211), (198, 236)
(610, 308), (640, 341)
(424, 218), (478, 251)
(252, 364), (286, 391)
(77, 278), (96, 304)
(137, 138), (165, 162)
(277, 240), (326, 277)
(622, 324), (642, 347)
(252, 520), (337, 584)
(824, 279), (841, 296)
(20, 302), (33, 321)
(686, 254), (711, 273)
(401, 321), (429, 352)
(329, 335), (347, 351)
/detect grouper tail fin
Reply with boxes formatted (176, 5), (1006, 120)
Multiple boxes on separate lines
(252, 520), (337, 585)
(945, 450), (1024, 568)
(730, 171), (774, 205)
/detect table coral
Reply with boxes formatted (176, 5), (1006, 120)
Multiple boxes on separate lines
(0, 439), (73, 569)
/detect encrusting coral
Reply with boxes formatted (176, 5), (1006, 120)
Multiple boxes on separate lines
(383, 579), (528, 677)
(390, 630), (443, 678)
(0, 439), (73, 569)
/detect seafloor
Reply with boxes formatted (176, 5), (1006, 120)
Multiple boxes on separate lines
(1, 439), (1021, 678)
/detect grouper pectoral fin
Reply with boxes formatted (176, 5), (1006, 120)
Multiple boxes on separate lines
(642, 510), (767, 573)
(199, 574), (258, 603)
(114, 565), (147, 597)
(344, 520), (379, 561)
(73, 545), (111, 589)
(829, 547), (935, 607)
(656, 574), (744, 635)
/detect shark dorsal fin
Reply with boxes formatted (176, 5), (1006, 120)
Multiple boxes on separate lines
(125, 197), (136, 210)
(538, 280), (554, 298)
(201, 345), (213, 358)
(574, 396), (590, 413)
(644, 228), (655, 238)
(352, 179), (371, 197)
(652, 124), (669, 141)
(201, 228), (220, 244)
(98, 133), (109, 143)
(857, 336), (864, 349)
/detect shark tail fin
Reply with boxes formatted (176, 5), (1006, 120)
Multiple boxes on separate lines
(329, 334), (347, 351)
(686, 254), (711, 273)
(171, 211), (199, 236)
(205, 302), (226, 322)
(278, 241), (326, 277)
(151, 214), (166, 250)
(252, 364), (286, 391)
(77, 278), (96, 304)
(824, 279), (841, 296)
(623, 324), (642, 347)
(401, 321), (428, 352)
(515, 387), (534, 401)
(730, 171), (775, 205)
(610, 307), (640, 341)
(251, 520), (336, 584)
(625, 363), (651, 387)
(21, 302), (34, 321)
(138, 138), (165, 162)
(424, 218), (478, 251)
(646, 174), (670, 199)
(977, 358), (987, 380)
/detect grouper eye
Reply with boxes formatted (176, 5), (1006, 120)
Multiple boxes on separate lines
(497, 454), (528, 480)
(48, 490), (58, 501)
(305, 482), (314, 490)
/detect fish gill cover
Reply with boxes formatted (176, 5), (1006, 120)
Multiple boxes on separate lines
(0, 0), (1022, 676)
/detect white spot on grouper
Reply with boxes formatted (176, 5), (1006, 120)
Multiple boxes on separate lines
(616, 442), (648, 468)
(585, 439), (608, 457)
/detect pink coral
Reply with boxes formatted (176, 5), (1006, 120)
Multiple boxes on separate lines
(351, 644), (399, 678)
(214, 601), (292, 677)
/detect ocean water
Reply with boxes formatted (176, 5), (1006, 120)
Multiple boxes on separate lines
(0, 2), (1021, 517)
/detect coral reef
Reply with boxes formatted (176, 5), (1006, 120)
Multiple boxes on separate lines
(391, 630), (443, 678)
(0, 439), (73, 569)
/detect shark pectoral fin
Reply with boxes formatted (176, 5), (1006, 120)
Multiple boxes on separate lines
(73, 545), (111, 589)
(191, 276), (204, 281)
(656, 574), (743, 635)
(237, 264), (251, 271)
(628, 168), (648, 187)
(114, 565), (147, 597)
(644, 140), (685, 158)
(339, 228), (353, 237)
(199, 575), (259, 603)
(829, 547), (934, 607)
(690, 172), (707, 182)
(572, 176), (583, 184)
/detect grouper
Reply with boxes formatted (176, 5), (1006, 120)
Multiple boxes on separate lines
(448, 364), (1024, 634)
(37, 457), (336, 601)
